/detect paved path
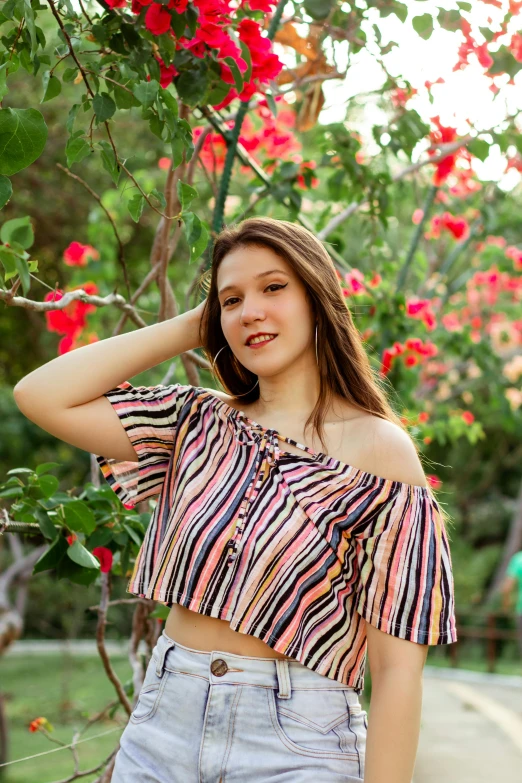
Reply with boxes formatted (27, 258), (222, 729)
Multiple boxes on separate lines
(415, 667), (522, 783)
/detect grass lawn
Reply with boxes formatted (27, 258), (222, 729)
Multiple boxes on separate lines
(2, 651), (132, 783)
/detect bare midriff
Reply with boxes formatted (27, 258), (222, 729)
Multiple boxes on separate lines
(164, 603), (294, 660)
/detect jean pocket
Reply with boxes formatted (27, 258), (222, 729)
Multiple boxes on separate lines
(129, 653), (169, 725)
(267, 686), (364, 765)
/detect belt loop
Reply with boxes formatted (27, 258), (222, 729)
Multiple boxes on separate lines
(275, 659), (291, 699)
(155, 635), (175, 677)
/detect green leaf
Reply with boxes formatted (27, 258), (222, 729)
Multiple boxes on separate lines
(457, 1), (471, 10)
(161, 88), (179, 118)
(65, 133), (92, 167)
(148, 188), (167, 210)
(183, 211), (209, 262)
(33, 534), (68, 574)
(36, 474), (59, 499)
(384, 2), (407, 23)
(0, 107), (48, 176)
(176, 68), (209, 107)
(468, 138), (489, 161)
(171, 134), (185, 168)
(133, 79), (159, 108)
(67, 539), (101, 569)
(438, 9), (462, 32)
(64, 500), (96, 535)
(0, 216), (34, 249)
(222, 57), (243, 93)
(35, 462), (60, 476)
(34, 508), (59, 540)
(13, 255), (31, 295)
(239, 40), (252, 84)
(264, 91), (278, 118)
(412, 14), (434, 40)
(303, 0), (334, 20)
(122, 523), (142, 547)
(177, 180), (197, 211)
(97, 139), (122, 186)
(41, 72), (61, 103)
(93, 92), (116, 123)
(127, 192), (146, 222)
(0, 175), (12, 209)
(62, 67), (78, 83)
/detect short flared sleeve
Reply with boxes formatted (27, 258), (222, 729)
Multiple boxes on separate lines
(94, 381), (196, 507)
(354, 483), (458, 645)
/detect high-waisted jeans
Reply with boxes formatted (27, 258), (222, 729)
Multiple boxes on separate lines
(112, 629), (368, 782)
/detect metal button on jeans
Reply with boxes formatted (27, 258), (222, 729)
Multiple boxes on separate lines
(211, 658), (228, 677)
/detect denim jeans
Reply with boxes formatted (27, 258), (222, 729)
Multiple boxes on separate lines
(112, 629), (368, 782)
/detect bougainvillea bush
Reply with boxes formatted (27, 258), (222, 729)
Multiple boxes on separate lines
(1, 0), (522, 777)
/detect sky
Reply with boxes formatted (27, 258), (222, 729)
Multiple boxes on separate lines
(284, 0), (522, 191)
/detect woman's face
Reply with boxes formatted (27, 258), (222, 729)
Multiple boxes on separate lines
(216, 244), (316, 378)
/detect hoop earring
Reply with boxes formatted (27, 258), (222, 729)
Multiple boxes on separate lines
(211, 344), (259, 397)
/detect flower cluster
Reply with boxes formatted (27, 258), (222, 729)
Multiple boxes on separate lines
(427, 116), (471, 187)
(424, 210), (470, 241)
(406, 297), (438, 331)
(381, 338), (438, 376)
(106, 0), (283, 107)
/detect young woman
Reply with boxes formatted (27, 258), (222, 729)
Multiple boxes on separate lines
(14, 217), (458, 783)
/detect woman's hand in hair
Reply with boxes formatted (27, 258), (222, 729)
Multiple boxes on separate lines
(187, 297), (207, 349)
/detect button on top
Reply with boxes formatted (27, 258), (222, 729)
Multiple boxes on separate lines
(211, 658), (229, 677)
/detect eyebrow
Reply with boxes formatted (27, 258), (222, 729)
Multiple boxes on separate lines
(218, 269), (289, 297)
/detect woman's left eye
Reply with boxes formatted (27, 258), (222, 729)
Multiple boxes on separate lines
(266, 283), (286, 293)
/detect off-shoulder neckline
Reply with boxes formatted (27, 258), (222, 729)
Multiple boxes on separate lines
(195, 387), (431, 495)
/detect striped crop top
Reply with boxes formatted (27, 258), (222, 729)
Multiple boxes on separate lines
(95, 381), (458, 690)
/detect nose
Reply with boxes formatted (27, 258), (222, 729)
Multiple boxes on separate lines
(239, 300), (267, 326)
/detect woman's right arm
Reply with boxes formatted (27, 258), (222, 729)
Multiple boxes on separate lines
(13, 305), (204, 463)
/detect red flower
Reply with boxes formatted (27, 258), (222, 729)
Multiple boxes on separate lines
(67, 533), (77, 546)
(443, 212), (469, 240)
(145, 2), (173, 35)
(428, 116), (461, 186)
(406, 297), (437, 331)
(131, 0), (153, 12)
(29, 717), (47, 733)
(63, 241), (99, 267)
(154, 55), (178, 88)
(461, 411), (475, 425)
(92, 546), (114, 573)
(168, 0), (188, 12)
(427, 474), (442, 489)
(104, 0), (126, 7)
(241, 0), (277, 10)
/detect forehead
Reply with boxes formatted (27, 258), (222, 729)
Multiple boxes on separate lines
(217, 245), (293, 294)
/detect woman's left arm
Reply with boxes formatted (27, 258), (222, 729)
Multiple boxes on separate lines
(364, 625), (428, 783)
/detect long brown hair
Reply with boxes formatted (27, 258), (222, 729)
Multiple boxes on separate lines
(197, 216), (447, 519)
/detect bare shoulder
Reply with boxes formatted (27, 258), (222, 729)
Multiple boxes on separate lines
(347, 414), (428, 488)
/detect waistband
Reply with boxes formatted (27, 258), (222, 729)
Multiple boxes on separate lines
(154, 630), (362, 706)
